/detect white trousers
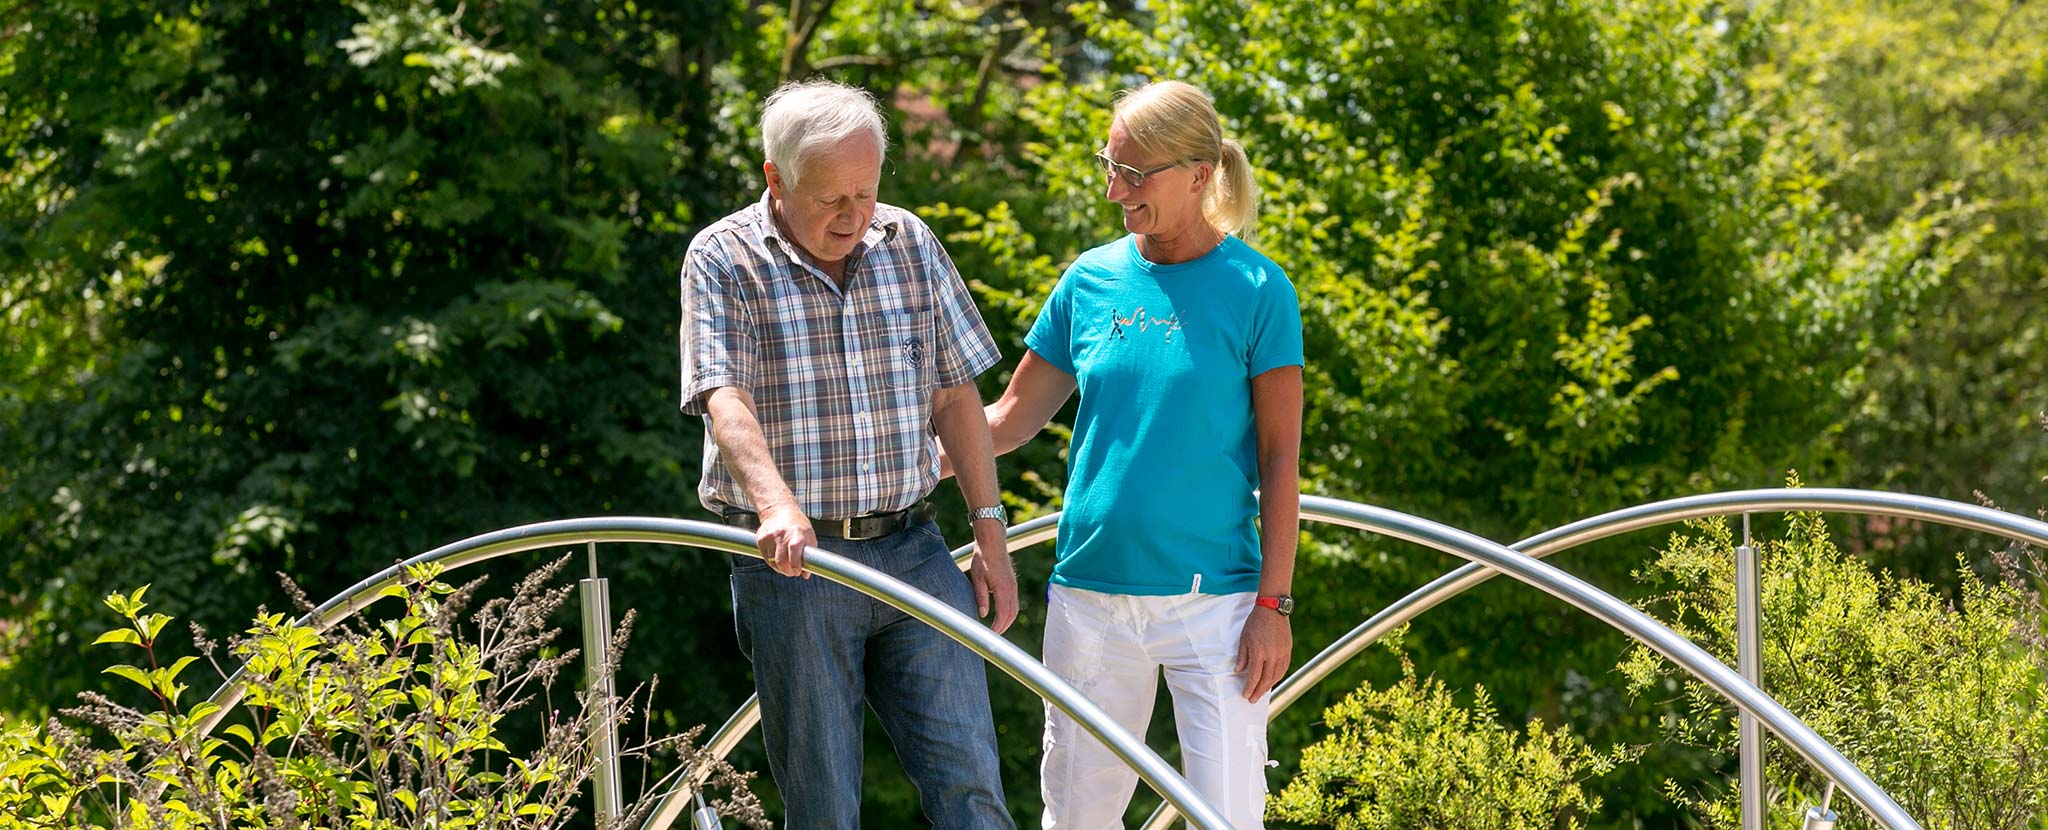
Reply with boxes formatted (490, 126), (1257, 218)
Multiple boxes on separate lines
(1039, 585), (1269, 830)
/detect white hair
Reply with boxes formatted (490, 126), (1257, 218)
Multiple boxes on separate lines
(760, 80), (887, 192)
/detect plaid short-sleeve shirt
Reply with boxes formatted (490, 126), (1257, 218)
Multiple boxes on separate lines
(680, 194), (1000, 520)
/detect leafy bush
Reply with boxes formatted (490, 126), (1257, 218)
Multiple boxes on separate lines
(1620, 500), (2048, 829)
(1273, 645), (1639, 830)
(0, 558), (762, 829)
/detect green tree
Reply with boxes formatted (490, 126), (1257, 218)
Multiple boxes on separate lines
(1748, 0), (2048, 573)
(0, 0), (756, 748)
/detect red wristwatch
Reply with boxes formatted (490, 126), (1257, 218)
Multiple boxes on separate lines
(1255, 595), (1294, 616)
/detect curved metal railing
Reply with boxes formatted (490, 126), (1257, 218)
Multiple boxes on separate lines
(198, 489), (2044, 830)
(662, 492), (1956, 830)
(194, 518), (1236, 830)
(1143, 489), (2048, 830)
(1275, 488), (2048, 716)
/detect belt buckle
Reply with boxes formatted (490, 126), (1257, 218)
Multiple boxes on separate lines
(839, 516), (863, 540)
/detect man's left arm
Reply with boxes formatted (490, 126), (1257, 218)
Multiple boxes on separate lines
(932, 381), (1019, 634)
(916, 216), (1016, 633)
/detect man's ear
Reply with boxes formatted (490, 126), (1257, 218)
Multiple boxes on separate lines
(764, 160), (787, 200)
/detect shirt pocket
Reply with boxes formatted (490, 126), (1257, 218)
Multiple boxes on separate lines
(878, 304), (935, 391)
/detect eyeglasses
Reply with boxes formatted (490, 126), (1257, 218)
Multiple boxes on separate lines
(1092, 152), (1193, 188)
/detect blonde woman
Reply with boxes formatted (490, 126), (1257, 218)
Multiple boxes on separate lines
(956, 80), (1303, 828)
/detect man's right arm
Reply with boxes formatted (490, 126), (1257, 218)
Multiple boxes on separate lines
(681, 239), (814, 579)
(703, 386), (817, 578)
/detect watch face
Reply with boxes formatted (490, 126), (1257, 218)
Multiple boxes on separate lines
(1276, 596), (1295, 616)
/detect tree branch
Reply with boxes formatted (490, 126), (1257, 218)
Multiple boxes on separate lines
(810, 50), (970, 71)
(778, 0), (840, 82)
(1986, 0), (2028, 49)
(951, 28), (1024, 163)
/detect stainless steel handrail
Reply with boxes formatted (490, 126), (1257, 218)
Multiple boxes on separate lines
(1140, 489), (2048, 830)
(196, 489), (2019, 830)
(192, 517), (1235, 830)
(1274, 489), (2048, 726)
(679, 487), (1941, 827)
(1242, 496), (1920, 828)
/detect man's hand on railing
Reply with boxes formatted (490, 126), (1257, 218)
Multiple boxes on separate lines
(755, 503), (817, 579)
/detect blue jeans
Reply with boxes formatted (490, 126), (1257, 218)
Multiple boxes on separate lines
(731, 520), (1013, 829)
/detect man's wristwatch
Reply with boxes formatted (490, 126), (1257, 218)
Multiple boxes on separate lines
(1255, 594), (1294, 616)
(967, 505), (1009, 526)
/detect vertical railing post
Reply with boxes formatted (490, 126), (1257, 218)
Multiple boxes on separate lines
(1736, 513), (1765, 830)
(1802, 781), (1839, 829)
(581, 542), (625, 826)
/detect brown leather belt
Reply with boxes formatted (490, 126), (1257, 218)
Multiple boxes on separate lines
(721, 502), (936, 541)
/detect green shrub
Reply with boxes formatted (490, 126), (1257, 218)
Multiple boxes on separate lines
(1620, 501), (2048, 829)
(0, 558), (763, 829)
(1273, 649), (1639, 830)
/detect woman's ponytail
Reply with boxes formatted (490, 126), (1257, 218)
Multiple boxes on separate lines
(1206, 137), (1260, 240)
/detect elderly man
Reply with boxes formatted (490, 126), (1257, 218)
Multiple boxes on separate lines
(679, 79), (1018, 828)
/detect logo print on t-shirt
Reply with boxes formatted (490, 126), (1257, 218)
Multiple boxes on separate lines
(1109, 307), (1182, 343)
(901, 335), (926, 368)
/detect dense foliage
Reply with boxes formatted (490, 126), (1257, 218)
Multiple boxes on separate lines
(1759, 0), (2048, 576)
(1620, 505), (2048, 829)
(0, 0), (750, 762)
(1775, 0), (2048, 509)
(3, 0), (2041, 825)
(917, 0), (1976, 821)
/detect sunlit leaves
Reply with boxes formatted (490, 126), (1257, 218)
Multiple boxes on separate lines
(1274, 655), (1641, 828)
(338, 1), (522, 99)
(1623, 504), (2048, 828)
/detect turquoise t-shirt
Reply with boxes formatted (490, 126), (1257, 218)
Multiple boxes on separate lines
(1025, 234), (1304, 596)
